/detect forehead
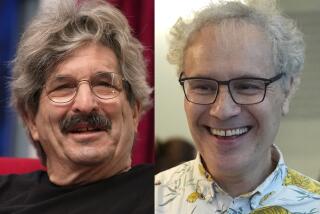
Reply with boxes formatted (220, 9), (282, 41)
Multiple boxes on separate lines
(50, 43), (119, 79)
(184, 22), (274, 78)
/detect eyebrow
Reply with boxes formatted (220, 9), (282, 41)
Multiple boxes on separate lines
(48, 75), (74, 82)
(95, 71), (114, 75)
(233, 74), (267, 79)
(50, 71), (116, 79)
(55, 74), (73, 78)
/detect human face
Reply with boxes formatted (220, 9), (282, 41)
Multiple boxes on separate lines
(183, 24), (288, 177)
(26, 43), (140, 173)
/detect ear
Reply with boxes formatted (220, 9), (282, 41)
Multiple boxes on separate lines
(23, 112), (40, 141)
(131, 101), (142, 132)
(282, 75), (300, 116)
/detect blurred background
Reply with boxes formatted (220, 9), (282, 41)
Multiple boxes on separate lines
(0, 0), (154, 165)
(0, 0), (39, 158)
(155, 0), (320, 179)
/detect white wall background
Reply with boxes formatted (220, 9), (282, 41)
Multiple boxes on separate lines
(155, 0), (320, 179)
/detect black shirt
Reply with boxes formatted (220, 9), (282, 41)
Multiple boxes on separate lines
(0, 164), (154, 214)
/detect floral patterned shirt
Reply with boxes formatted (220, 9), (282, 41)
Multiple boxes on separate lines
(155, 146), (320, 214)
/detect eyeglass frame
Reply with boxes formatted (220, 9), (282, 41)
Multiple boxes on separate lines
(44, 72), (128, 104)
(179, 72), (285, 105)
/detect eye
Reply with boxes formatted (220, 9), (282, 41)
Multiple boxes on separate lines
(91, 78), (120, 97)
(53, 83), (75, 90)
(92, 73), (122, 91)
(96, 80), (113, 88)
(187, 79), (217, 95)
(45, 78), (77, 101)
(47, 79), (76, 93)
(93, 79), (120, 91)
(232, 80), (265, 95)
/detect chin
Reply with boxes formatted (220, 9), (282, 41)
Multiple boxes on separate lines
(202, 149), (248, 171)
(68, 148), (115, 166)
(222, 154), (252, 171)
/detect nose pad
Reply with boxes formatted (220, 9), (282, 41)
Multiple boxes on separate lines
(72, 81), (98, 113)
(209, 86), (241, 120)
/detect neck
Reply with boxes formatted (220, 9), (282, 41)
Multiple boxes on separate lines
(205, 149), (277, 197)
(45, 156), (131, 186)
(215, 161), (274, 197)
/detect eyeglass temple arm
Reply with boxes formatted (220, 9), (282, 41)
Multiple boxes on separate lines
(269, 73), (285, 82)
(178, 72), (185, 85)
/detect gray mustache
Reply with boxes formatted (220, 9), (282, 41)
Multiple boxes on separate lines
(60, 112), (112, 134)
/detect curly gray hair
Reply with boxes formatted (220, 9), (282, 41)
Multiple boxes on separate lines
(11, 0), (152, 121)
(168, 0), (304, 89)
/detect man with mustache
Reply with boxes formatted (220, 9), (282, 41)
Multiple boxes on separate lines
(0, 0), (153, 213)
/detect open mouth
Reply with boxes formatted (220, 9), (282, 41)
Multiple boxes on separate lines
(68, 123), (106, 134)
(60, 112), (112, 135)
(208, 126), (252, 139)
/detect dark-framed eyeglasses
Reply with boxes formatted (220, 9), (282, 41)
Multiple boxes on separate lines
(45, 72), (127, 104)
(179, 72), (284, 105)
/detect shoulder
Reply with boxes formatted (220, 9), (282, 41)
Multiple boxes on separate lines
(0, 170), (44, 186)
(155, 160), (215, 213)
(0, 170), (45, 201)
(155, 160), (196, 206)
(155, 161), (195, 213)
(130, 164), (154, 176)
(258, 168), (320, 210)
(283, 168), (320, 195)
(155, 160), (195, 186)
(113, 164), (154, 188)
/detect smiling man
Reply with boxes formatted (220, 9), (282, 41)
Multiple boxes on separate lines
(155, 0), (320, 213)
(0, 0), (153, 213)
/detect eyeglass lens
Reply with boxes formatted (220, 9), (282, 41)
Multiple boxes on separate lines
(183, 78), (267, 105)
(45, 72), (123, 103)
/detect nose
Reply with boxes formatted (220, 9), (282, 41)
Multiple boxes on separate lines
(71, 81), (98, 113)
(209, 86), (241, 120)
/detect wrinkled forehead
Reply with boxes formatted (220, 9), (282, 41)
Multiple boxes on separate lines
(46, 42), (121, 81)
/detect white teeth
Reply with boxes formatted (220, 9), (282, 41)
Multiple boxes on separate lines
(76, 127), (88, 132)
(210, 127), (249, 137)
(74, 127), (96, 132)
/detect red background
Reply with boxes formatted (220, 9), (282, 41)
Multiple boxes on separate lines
(109, 0), (154, 165)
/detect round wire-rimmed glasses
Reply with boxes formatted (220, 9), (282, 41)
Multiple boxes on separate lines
(179, 72), (284, 105)
(45, 72), (127, 104)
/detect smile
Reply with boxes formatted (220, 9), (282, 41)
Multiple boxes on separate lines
(67, 125), (107, 143)
(210, 126), (250, 137)
(68, 123), (107, 133)
(71, 127), (103, 133)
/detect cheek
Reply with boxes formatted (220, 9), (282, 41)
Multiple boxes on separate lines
(35, 100), (67, 131)
(269, 101), (283, 129)
(251, 95), (284, 135)
(34, 108), (67, 145)
(184, 100), (193, 125)
(105, 96), (136, 133)
(98, 97), (125, 123)
(267, 87), (286, 114)
(116, 104), (137, 151)
(267, 93), (285, 122)
(184, 100), (203, 127)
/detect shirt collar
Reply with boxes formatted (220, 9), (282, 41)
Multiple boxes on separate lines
(252, 145), (286, 196)
(192, 145), (287, 202)
(192, 154), (215, 201)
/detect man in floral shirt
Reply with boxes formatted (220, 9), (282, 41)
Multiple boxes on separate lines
(155, 0), (320, 213)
